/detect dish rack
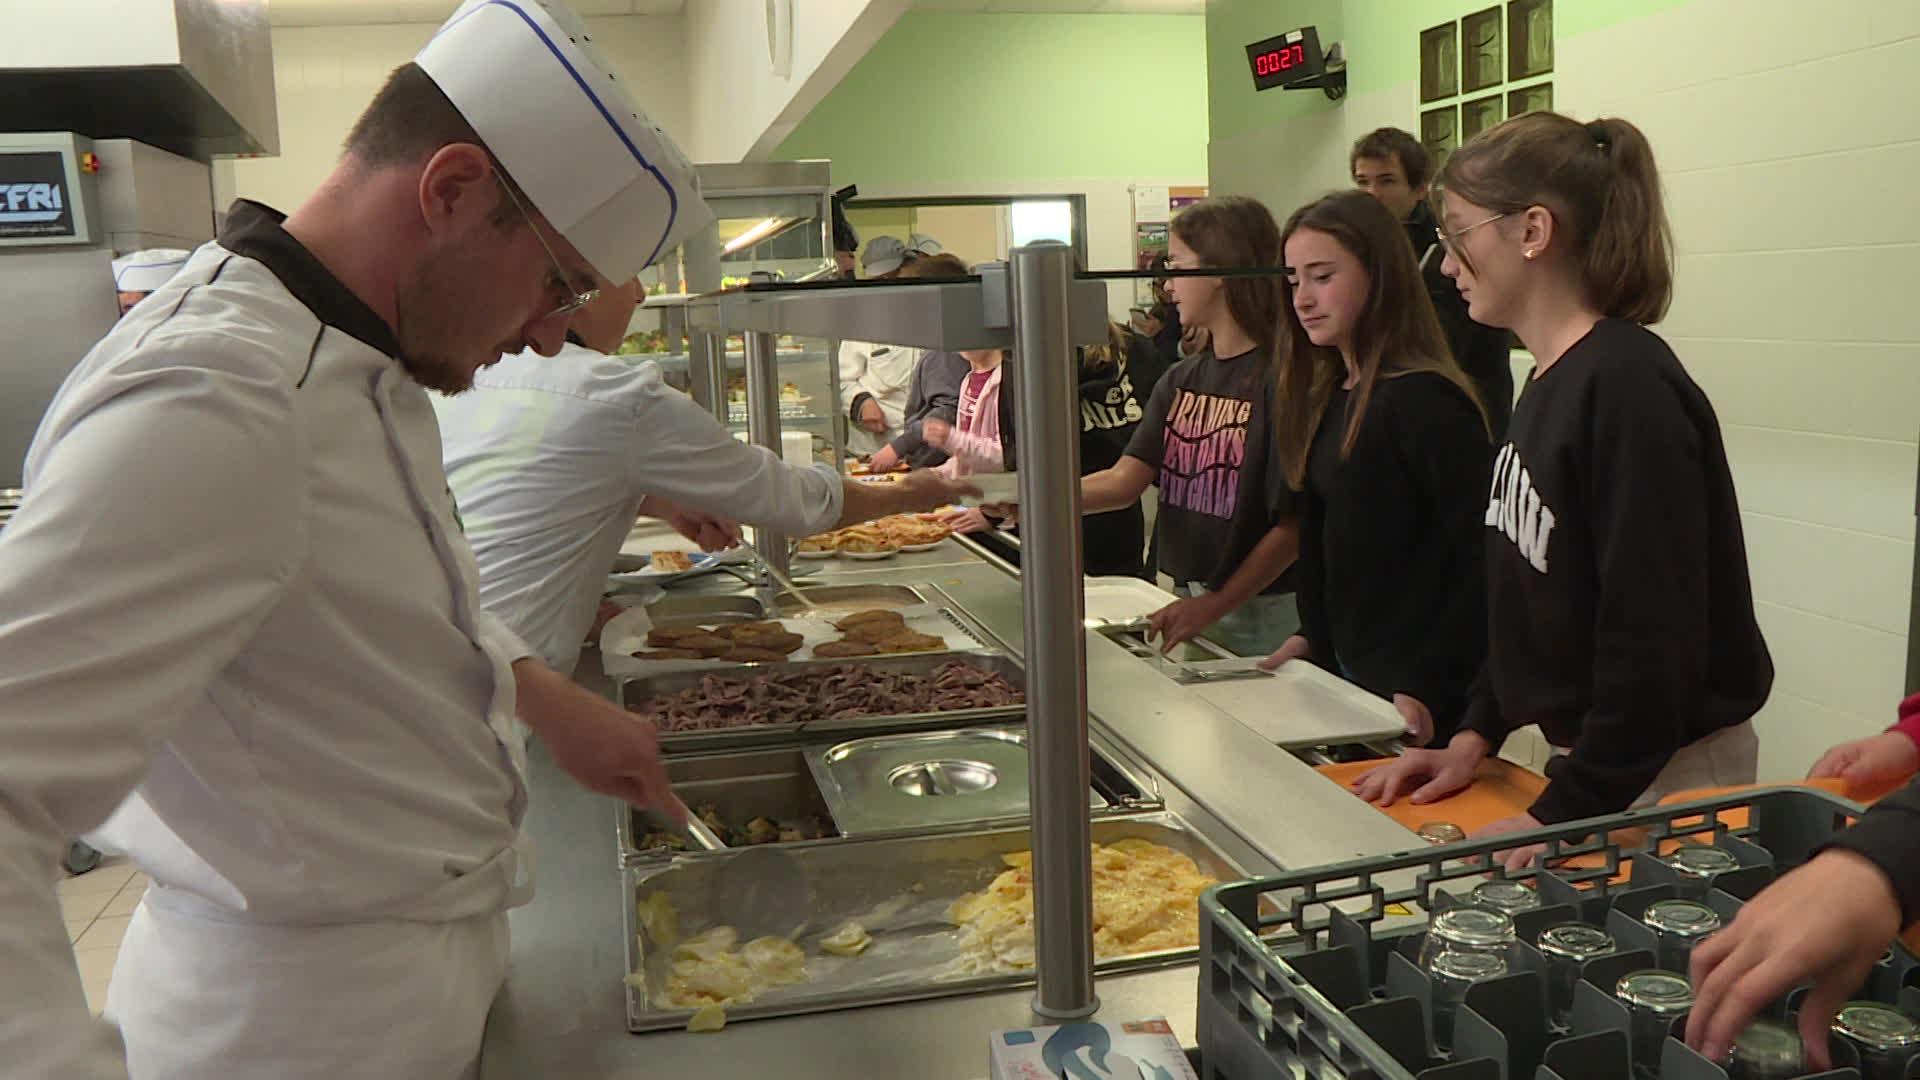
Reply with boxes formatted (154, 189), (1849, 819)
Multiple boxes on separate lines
(1198, 786), (1918, 1080)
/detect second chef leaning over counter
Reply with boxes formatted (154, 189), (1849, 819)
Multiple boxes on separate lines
(0, 1), (699, 1075)
(435, 279), (977, 675)
(1258, 190), (1493, 748)
(1078, 195), (1302, 655)
(1355, 112), (1774, 870)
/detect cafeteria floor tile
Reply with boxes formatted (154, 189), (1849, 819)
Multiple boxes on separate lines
(59, 856), (146, 1014)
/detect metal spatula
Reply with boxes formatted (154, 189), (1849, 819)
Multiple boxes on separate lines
(711, 845), (813, 941)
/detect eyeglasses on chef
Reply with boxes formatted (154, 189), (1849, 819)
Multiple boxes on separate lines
(492, 169), (599, 319)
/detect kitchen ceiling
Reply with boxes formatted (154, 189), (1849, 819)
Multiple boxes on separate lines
(267, 0), (1203, 26)
(267, 0), (685, 27)
(912, 0), (1205, 11)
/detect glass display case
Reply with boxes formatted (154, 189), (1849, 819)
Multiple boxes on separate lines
(617, 160), (845, 473)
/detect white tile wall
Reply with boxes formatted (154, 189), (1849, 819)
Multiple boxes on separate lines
(1211, 0), (1920, 781)
(1559, 1), (1920, 779)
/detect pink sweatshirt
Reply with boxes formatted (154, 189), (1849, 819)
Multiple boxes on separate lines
(937, 363), (1005, 478)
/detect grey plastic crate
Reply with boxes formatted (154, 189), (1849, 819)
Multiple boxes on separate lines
(1198, 786), (1920, 1080)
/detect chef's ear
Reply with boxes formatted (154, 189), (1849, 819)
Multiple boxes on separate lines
(416, 142), (497, 235)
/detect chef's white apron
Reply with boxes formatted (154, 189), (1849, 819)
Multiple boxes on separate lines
(107, 895), (509, 1080)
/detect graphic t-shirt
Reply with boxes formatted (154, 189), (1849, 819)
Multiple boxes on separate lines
(1123, 347), (1295, 593)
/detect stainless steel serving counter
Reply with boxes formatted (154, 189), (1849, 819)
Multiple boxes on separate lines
(479, 553), (1419, 1078)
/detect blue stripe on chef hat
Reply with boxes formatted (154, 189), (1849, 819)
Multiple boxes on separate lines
(418, 0), (711, 281)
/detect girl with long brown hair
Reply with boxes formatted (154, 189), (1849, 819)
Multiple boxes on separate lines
(1254, 190), (1492, 746)
(1078, 195), (1301, 654)
(1354, 113), (1773, 868)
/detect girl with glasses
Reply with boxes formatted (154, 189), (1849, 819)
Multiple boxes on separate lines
(1352, 113), (1772, 868)
(1255, 190), (1493, 747)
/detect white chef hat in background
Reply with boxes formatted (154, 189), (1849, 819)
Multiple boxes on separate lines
(416, 0), (713, 283)
(111, 249), (192, 293)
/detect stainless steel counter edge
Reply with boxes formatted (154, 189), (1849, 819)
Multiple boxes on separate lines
(480, 556), (1421, 1077)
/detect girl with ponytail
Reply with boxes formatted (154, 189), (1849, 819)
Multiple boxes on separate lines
(1352, 114), (1773, 865)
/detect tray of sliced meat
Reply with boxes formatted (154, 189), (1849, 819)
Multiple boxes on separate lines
(618, 653), (1028, 753)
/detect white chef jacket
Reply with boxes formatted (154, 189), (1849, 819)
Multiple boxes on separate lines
(435, 345), (844, 673)
(0, 201), (533, 1077)
(837, 339), (923, 453)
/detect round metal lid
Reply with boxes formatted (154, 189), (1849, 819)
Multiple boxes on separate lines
(1418, 822), (1467, 845)
(1615, 969), (1694, 1013)
(1834, 1002), (1920, 1050)
(1536, 923), (1616, 961)
(1430, 950), (1509, 981)
(1667, 845), (1740, 878)
(1643, 899), (1723, 937)
(1430, 907), (1517, 948)
(1470, 880), (1540, 914)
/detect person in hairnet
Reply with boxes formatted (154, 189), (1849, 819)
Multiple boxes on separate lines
(0, 1), (704, 1075)
(109, 248), (190, 317)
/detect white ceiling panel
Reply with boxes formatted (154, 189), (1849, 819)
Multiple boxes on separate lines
(268, 0), (684, 28)
(915, 0), (1202, 11)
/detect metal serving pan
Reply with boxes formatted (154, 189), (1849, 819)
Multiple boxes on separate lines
(618, 650), (1028, 754)
(618, 747), (839, 862)
(620, 810), (1245, 1033)
(618, 727), (1162, 863)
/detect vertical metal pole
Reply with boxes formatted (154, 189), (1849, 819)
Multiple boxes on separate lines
(695, 331), (728, 423)
(744, 330), (792, 587)
(686, 217), (725, 421)
(1009, 240), (1097, 1020)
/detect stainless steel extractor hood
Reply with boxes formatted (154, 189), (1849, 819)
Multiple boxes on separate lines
(0, 0), (278, 162)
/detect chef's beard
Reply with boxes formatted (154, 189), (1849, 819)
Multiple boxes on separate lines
(393, 234), (513, 395)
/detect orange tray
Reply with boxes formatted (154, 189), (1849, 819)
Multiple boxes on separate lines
(1315, 757), (1547, 836)
(1316, 763), (1883, 887)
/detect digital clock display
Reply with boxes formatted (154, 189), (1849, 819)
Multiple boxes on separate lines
(1245, 26), (1325, 91)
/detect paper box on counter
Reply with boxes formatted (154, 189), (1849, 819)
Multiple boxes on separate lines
(989, 1017), (1198, 1080)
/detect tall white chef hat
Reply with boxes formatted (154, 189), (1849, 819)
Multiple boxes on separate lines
(415, 0), (711, 283)
(111, 248), (191, 293)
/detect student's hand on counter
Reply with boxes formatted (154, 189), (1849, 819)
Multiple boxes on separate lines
(1146, 593), (1227, 653)
(1393, 693), (1436, 747)
(858, 398), (888, 433)
(940, 507), (994, 534)
(868, 445), (901, 474)
(1686, 849), (1902, 1069)
(1474, 813), (1548, 872)
(512, 659), (683, 824)
(923, 417), (952, 448)
(1808, 731), (1920, 787)
(1257, 635), (1310, 670)
(1351, 730), (1490, 808)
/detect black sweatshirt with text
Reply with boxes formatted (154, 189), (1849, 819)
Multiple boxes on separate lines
(1460, 319), (1773, 824)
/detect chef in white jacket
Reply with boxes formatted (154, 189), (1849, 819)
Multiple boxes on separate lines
(0, 2), (704, 1076)
(436, 280), (975, 674)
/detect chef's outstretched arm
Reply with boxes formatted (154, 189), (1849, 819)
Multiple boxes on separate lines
(512, 659), (683, 822)
(0, 337), (305, 1077)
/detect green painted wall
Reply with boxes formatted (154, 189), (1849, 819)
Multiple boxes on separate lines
(1208, 0), (1697, 144)
(775, 11), (1208, 187)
